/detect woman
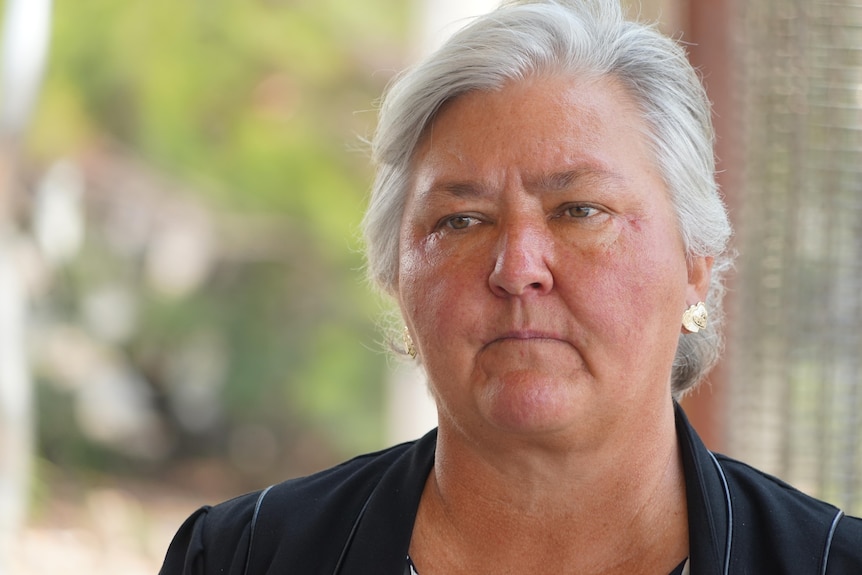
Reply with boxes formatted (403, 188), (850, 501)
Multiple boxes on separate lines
(160, 1), (862, 573)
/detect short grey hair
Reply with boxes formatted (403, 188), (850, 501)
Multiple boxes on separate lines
(363, 0), (733, 397)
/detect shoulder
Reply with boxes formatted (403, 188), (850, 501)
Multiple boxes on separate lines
(715, 453), (840, 516)
(827, 512), (862, 573)
(267, 437), (421, 500)
(159, 437), (430, 575)
(713, 454), (862, 570)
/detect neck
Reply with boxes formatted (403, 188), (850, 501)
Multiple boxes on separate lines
(411, 400), (688, 574)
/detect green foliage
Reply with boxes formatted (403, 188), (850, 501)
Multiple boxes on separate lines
(36, 0), (406, 248)
(27, 0), (408, 479)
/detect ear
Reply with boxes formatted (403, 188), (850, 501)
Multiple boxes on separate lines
(686, 255), (713, 305)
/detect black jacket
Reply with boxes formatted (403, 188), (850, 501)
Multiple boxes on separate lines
(160, 405), (862, 574)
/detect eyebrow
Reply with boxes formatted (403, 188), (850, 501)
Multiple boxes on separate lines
(421, 180), (490, 200)
(528, 167), (626, 192)
(421, 165), (626, 201)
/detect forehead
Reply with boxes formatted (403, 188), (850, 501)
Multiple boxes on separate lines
(411, 74), (659, 190)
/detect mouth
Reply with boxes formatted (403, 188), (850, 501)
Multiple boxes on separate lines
(484, 330), (567, 348)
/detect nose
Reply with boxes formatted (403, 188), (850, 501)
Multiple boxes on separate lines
(488, 219), (554, 297)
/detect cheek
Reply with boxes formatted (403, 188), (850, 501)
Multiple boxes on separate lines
(563, 226), (687, 341)
(398, 235), (479, 338)
(611, 217), (687, 288)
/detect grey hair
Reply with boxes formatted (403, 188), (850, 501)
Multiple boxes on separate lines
(362, 0), (733, 397)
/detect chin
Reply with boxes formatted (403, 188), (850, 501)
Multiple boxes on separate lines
(479, 374), (588, 435)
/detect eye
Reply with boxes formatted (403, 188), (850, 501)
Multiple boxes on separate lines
(441, 214), (478, 230)
(563, 204), (599, 218)
(562, 204), (600, 219)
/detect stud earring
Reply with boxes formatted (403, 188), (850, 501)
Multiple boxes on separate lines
(403, 326), (417, 359)
(682, 302), (708, 333)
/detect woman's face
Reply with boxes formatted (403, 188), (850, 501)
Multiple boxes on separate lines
(397, 75), (710, 444)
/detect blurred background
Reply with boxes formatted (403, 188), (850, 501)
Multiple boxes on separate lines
(0, 0), (860, 573)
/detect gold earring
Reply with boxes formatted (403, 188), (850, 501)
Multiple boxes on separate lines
(403, 326), (417, 358)
(682, 302), (708, 333)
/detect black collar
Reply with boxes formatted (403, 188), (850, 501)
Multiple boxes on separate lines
(675, 403), (731, 575)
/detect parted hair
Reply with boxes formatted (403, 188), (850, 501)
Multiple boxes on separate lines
(363, 0), (733, 397)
